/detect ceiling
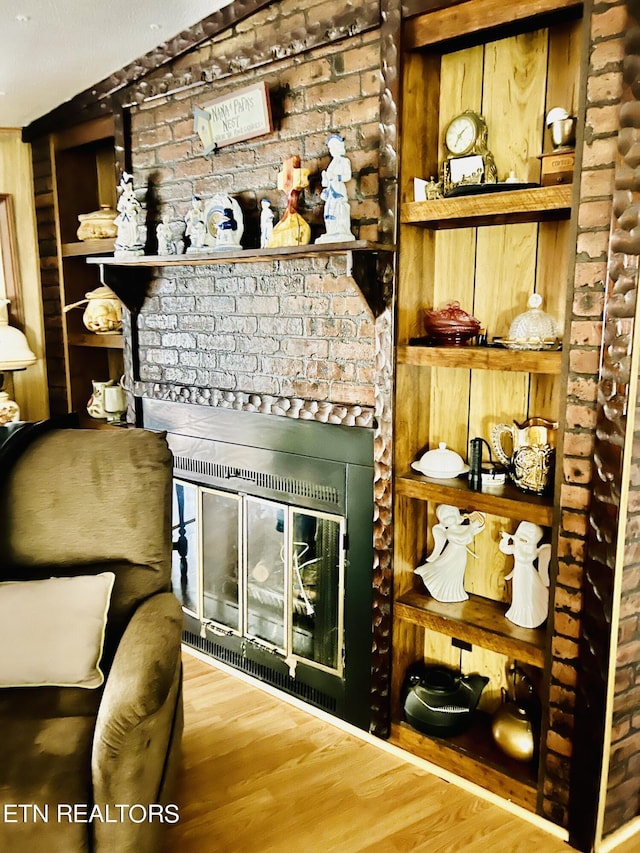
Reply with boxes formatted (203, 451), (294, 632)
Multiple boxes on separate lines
(0, 0), (233, 129)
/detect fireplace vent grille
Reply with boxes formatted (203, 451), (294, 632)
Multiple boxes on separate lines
(183, 630), (338, 715)
(174, 455), (340, 506)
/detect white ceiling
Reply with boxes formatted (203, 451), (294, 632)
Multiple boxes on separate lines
(0, 0), (233, 129)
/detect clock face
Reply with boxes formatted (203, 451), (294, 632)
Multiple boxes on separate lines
(444, 114), (479, 156)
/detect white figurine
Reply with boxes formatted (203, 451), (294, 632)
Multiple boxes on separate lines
(184, 195), (207, 252)
(260, 198), (275, 248)
(499, 522), (552, 628)
(415, 505), (485, 602)
(156, 214), (172, 255)
(315, 133), (356, 244)
(114, 172), (145, 257)
(157, 213), (185, 255)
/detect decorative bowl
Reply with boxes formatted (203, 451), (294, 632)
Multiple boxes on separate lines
(424, 302), (481, 346)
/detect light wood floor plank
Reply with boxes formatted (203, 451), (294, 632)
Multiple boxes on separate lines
(163, 651), (638, 853)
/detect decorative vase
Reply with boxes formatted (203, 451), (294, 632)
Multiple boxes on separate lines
(0, 391), (20, 425)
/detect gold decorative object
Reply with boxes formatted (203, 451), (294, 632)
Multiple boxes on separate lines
(441, 110), (497, 195)
(268, 155), (311, 247)
(491, 416), (557, 495)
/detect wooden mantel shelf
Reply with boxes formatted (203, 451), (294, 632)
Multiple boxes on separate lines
(402, 185), (573, 229)
(86, 240), (394, 268)
(87, 240), (395, 317)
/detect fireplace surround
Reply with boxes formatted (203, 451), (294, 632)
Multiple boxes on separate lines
(143, 397), (375, 730)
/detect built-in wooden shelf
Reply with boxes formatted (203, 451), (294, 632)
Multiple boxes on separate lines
(62, 238), (115, 257)
(404, 0), (582, 51)
(401, 185), (572, 229)
(67, 332), (124, 349)
(395, 588), (546, 667)
(398, 344), (562, 374)
(389, 718), (537, 811)
(87, 240), (394, 267)
(396, 470), (554, 526)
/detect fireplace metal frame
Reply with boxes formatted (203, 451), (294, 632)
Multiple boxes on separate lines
(143, 397), (375, 730)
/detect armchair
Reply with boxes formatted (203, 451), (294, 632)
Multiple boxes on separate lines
(0, 424), (183, 853)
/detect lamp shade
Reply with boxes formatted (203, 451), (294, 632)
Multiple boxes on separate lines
(0, 316), (37, 371)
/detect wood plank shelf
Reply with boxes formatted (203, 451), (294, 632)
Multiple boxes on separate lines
(401, 185), (572, 229)
(395, 589), (546, 667)
(398, 344), (562, 374)
(67, 332), (124, 349)
(389, 719), (538, 812)
(396, 470), (554, 526)
(86, 240), (394, 267)
(62, 238), (115, 257)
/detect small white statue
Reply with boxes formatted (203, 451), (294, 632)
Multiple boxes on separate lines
(260, 198), (274, 248)
(315, 133), (356, 244)
(114, 172), (145, 257)
(415, 505), (485, 602)
(157, 213), (185, 256)
(184, 195), (207, 253)
(156, 214), (173, 255)
(499, 522), (552, 628)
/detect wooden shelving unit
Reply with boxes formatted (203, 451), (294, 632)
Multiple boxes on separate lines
(50, 116), (122, 427)
(391, 0), (583, 814)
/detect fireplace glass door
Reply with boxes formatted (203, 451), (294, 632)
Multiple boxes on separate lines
(172, 481), (345, 677)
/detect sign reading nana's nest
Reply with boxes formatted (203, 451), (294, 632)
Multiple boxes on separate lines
(193, 81), (273, 154)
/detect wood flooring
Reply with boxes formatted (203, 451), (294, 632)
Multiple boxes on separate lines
(163, 651), (639, 853)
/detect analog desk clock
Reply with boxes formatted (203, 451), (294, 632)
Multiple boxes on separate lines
(441, 111), (497, 195)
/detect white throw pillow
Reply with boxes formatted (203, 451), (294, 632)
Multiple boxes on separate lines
(0, 572), (115, 688)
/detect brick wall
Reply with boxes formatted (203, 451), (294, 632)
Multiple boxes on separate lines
(543, 0), (628, 832)
(121, 0), (383, 412)
(544, 0), (640, 844)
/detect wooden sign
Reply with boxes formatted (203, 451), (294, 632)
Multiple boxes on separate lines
(194, 82), (272, 153)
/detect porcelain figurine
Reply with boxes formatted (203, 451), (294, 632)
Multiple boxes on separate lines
(114, 172), (145, 257)
(156, 213), (185, 255)
(204, 194), (244, 250)
(415, 504), (485, 602)
(316, 134), (356, 244)
(499, 521), (552, 628)
(260, 198), (275, 248)
(184, 195), (207, 252)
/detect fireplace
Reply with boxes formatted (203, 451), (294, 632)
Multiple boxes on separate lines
(143, 398), (374, 730)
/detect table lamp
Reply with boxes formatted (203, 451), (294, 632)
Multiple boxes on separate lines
(0, 301), (37, 424)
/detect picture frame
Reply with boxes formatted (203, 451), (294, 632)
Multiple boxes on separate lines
(0, 194), (23, 327)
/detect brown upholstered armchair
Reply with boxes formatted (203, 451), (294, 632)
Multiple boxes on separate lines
(0, 424), (183, 853)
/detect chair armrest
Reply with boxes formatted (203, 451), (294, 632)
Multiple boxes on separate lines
(92, 592), (183, 809)
(92, 592), (182, 784)
(96, 592), (182, 741)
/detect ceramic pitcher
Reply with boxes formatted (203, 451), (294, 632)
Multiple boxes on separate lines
(491, 416), (558, 494)
(87, 379), (116, 420)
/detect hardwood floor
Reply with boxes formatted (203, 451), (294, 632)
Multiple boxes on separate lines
(163, 651), (636, 853)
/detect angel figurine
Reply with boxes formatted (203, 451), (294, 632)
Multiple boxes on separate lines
(499, 521), (552, 628)
(414, 504), (485, 602)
